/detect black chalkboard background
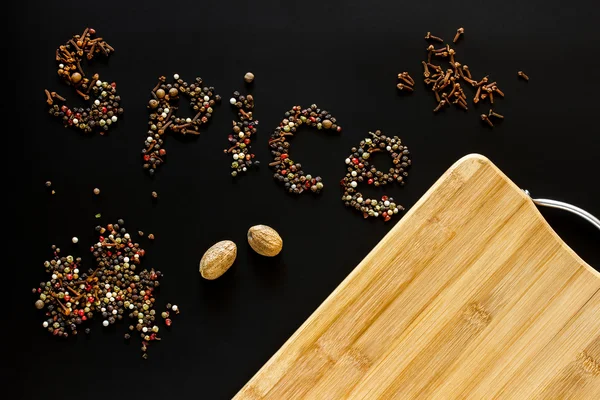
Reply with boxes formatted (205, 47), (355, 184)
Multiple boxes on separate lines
(8, 1), (600, 399)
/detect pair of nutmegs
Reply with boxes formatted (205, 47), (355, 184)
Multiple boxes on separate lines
(199, 225), (282, 280)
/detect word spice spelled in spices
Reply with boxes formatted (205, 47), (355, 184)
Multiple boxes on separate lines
(420, 27), (505, 128)
(45, 28), (122, 135)
(269, 104), (341, 194)
(143, 74), (221, 176)
(341, 130), (411, 221)
(225, 91), (259, 177)
(32, 220), (177, 359)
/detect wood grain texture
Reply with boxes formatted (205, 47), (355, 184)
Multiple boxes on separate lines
(234, 154), (600, 400)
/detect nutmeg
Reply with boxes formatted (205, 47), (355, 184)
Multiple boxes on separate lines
(199, 240), (237, 280)
(247, 225), (283, 257)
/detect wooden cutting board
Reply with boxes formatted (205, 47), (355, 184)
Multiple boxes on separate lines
(234, 154), (600, 399)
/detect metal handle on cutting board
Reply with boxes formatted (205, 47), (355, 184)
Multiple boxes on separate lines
(523, 190), (600, 232)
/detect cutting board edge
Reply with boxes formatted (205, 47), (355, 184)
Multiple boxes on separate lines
(455, 154), (598, 279)
(233, 153), (599, 400)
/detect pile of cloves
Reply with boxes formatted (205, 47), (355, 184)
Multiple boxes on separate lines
(419, 27), (505, 127)
(144, 74), (221, 175)
(32, 220), (178, 358)
(45, 28), (123, 134)
(225, 90), (259, 177)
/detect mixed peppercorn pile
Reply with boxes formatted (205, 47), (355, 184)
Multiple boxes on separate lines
(33, 220), (177, 358)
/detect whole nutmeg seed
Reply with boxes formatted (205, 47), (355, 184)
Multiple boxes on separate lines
(199, 240), (237, 280)
(247, 225), (283, 257)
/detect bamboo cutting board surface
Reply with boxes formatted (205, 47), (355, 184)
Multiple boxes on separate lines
(235, 154), (600, 400)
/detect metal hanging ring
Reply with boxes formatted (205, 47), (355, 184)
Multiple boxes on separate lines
(523, 189), (600, 232)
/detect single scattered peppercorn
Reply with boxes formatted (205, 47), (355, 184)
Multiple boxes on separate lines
(151, 191), (158, 199)
(148, 234), (155, 240)
(93, 188), (100, 195)
(244, 72), (255, 83)
(72, 237), (78, 244)
(45, 181), (52, 188)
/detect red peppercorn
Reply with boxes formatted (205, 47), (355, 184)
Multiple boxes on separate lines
(280, 154), (288, 160)
(382, 196), (389, 201)
(368, 179), (374, 184)
(82, 315), (87, 321)
(67, 274), (73, 280)
(78, 310), (85, 317)
(64, 295), (71, 302)
(352, 158), (359, 165)
(102, 107), (107, 114)
(159, 149), (166, 156)
(89, 28), (96, 34)
(165, 318), (172, 326)
(281, 169), (287, 175)
(310, 117), (316, 123)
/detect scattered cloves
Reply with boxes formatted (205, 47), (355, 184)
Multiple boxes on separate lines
(518, 71), (529, 81)
(425, 32), (444, 43)
(481, 114), (494, 127)
(453, 27), (465, 43)
(489, 109), (504, 119)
